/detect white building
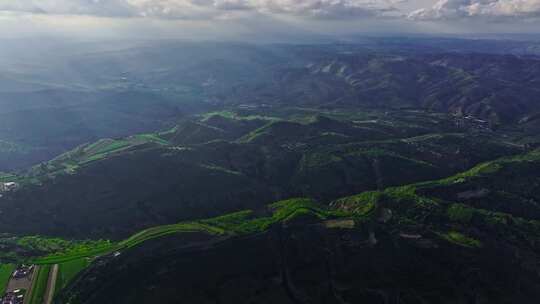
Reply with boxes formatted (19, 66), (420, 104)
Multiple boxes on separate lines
(0, 182), (18, 192)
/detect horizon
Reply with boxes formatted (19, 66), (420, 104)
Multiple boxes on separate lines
(0, 1), (538, 41)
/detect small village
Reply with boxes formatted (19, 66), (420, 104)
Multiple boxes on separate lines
(1, 265), (33, 304)
(0, 182), (19, 199)
(0, 182), (18, 193)
(1, 289), (24, 304)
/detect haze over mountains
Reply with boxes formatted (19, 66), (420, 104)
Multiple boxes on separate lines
(2, 38), (540, 171)
(0, 36), (540, 304)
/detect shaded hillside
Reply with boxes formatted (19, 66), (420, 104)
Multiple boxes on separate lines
(54, 151), (540, 304)
(0, 90), (188, 171)
(227, 52), (540, 125)
(56, 224), (540, 304)
(0, 110), (523, 239)
(2, 41), (540, 170)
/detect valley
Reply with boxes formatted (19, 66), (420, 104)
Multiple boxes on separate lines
(2, 40), (540, 172)
(0, 38), (539, 303)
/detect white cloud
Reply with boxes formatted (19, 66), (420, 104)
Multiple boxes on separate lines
(3, 0), (538, 25)
(409, 0), (540, 20)
(0, 0), (137, 17)
(251, 0), (398, 18)
(0, 0), (399, 20)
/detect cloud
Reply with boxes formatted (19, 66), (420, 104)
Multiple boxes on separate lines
(250, 0), (398, 18)
(0, 0), (137, 17)
(0, 0), (399, 20)
(408, 0), (540, 20)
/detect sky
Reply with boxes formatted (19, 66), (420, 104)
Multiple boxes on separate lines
(0, 0), (539, 40)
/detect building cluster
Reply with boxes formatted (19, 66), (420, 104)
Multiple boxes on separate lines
(11, 265), (33, 279)
(453, 115), (492, 131)
(0, 265), (33, 304)
(0, 289), (24, 304)
(0, 182), (18, 193)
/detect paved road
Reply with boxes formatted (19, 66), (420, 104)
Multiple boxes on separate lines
(43, 264), (59, 304)
(22, 266), (39, 304)
(6, 270), (34, 293)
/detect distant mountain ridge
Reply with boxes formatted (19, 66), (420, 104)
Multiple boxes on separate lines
(2, 40), (540, 170)
(228, 52), (540, 125)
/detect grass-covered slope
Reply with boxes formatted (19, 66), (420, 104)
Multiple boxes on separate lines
(0, 264), (15, 295)
(2, 198), (348, 301)
(31, 198), (345, 265)
(55, 258), (89, 294)
(0, 150), (537, 303)
(25, 132), (171, 183)
(0, 109), (524, 239)
(53, 151), (540, 304)
(333, 149), (540, 252)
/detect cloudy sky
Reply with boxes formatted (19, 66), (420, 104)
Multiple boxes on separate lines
(0, 0), (538, 39)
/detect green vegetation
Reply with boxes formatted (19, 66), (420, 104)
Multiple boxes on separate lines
(203, 198), (347, 234)
(237, 121), (278, 143)
(55, 258), (90, 292)
(131, 133), (170, 146)
(420, 150), (540, 188)
(0, 107), (537, 301)
(17, 237), (101, 253)
(2, 47), (540, 303)
(118, 222), (225, 250)
(0, 264), (15, 295)
(440, 231), (482, 248)
(22, 134), (172, 183)
(0, 172), (18, 183)
(300, 153), (343, 169)
(0, 104), (523, 240)
(28, 265), (51, 304)
(18, 148), (538, 268)
(0, 140), (27, 153)
(447, 204), (475, 223)
(7, 148), (540, 302)
(331, 192), (381, 217)
(384, 185), (417, 202)
(34, 198), (349, 265)
(27, 149), (540, 266)
(201, 111), (279, 122)
(34, 242), (116, 265)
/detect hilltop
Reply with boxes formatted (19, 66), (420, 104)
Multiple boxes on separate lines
(0, 108), (524, 239)
(45, 149), (540, 304)
(0, 144), (538, 304)
(2, 42), (540, 171)
(0, 38), (539, 304)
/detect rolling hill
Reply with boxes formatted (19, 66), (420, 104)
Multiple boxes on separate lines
(2, 41), (540, 171)
(49, 149), (540, 304)
(0, 109), (524, 239)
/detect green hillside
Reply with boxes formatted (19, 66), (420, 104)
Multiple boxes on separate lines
(0, 109), (525, 239)
(50, 150), (540, 304)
